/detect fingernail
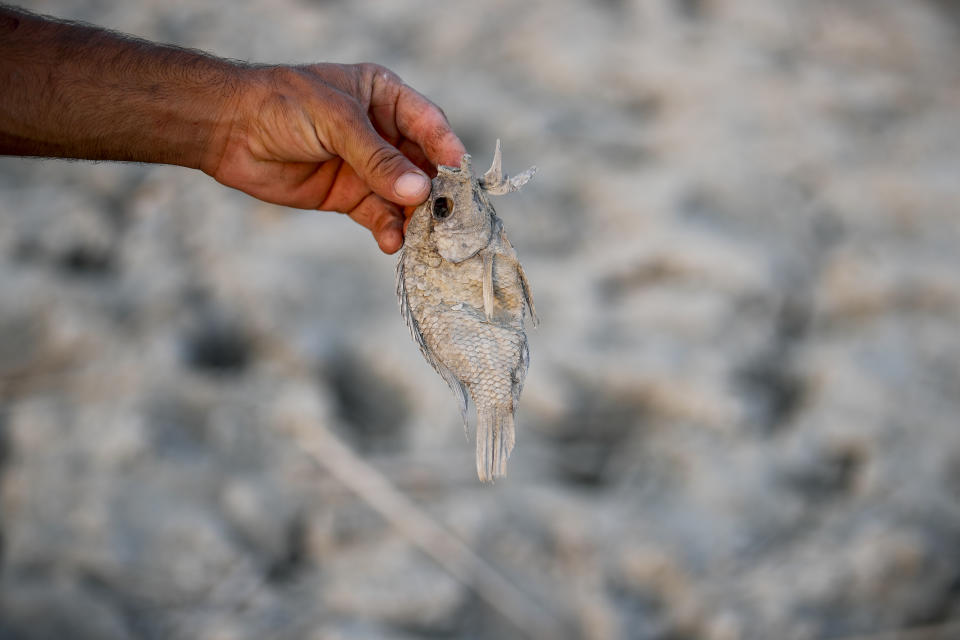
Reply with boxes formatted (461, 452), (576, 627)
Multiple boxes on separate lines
(394, 172), (429, 199)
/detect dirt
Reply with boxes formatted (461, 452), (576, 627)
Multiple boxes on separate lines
(1, 1), (960, 638)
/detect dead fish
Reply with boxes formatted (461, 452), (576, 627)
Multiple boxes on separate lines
(397, 140), (537, 482)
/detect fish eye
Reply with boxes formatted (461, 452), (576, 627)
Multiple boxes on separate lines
(432, 196), (453, 220)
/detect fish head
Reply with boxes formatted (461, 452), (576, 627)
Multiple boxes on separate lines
(430, 153), (494, 263)
(410, 141), (537, 262)
(427, 141), (537, 263)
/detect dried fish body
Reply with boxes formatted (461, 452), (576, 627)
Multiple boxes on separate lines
(397, 141), (537, 482)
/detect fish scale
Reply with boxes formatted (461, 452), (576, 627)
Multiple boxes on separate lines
(397, 141), (537, 482)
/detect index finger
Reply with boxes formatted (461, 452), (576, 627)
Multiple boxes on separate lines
(394, 85), (467, 169)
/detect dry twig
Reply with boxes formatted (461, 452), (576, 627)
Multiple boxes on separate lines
(277, 415), (568, 640)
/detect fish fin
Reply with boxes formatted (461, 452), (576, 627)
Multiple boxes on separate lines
(516, 262), (539, 327)
(396, 251), (417, 340)
(480, 139), (503, 189)
(482, 250), (495, 322)
(443, 367), (470, 436)
(496, 228), (538, 328)
(513, 338), (530, 407)
(397, 252), (469, 429)
(476, 405), (516, 483)
(480, 140), (537, 196)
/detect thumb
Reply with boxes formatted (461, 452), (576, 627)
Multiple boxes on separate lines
(335, 117), (431, 206)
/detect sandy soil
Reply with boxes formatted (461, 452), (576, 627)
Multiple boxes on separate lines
(2, 1), (960, 638)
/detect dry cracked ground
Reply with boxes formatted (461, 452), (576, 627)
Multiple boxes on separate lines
(1, 1), (960, 639)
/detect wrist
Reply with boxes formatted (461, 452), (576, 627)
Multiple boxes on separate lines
(197, 64), (274, 179)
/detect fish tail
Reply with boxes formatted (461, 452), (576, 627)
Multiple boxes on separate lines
(476, 404), (516, 482)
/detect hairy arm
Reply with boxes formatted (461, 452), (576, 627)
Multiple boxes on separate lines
(0, 5), (465, 253)
(0, 6), (236, 167)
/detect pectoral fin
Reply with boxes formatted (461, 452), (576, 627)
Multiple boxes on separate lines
(516, 262), (539, 326)
(482, 250), (495, 322)
(497, 229), (538, 327)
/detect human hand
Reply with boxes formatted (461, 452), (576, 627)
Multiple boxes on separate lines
(0, 7), (463, 252)
(201, 63), (466, 254)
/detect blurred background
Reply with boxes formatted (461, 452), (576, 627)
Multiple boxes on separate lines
(2, 0), (960, 638)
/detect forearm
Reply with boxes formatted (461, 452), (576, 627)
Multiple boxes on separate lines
(0, 5), (241, 168)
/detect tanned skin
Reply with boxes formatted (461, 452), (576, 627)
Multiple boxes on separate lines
(0, 5), (466, 253)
